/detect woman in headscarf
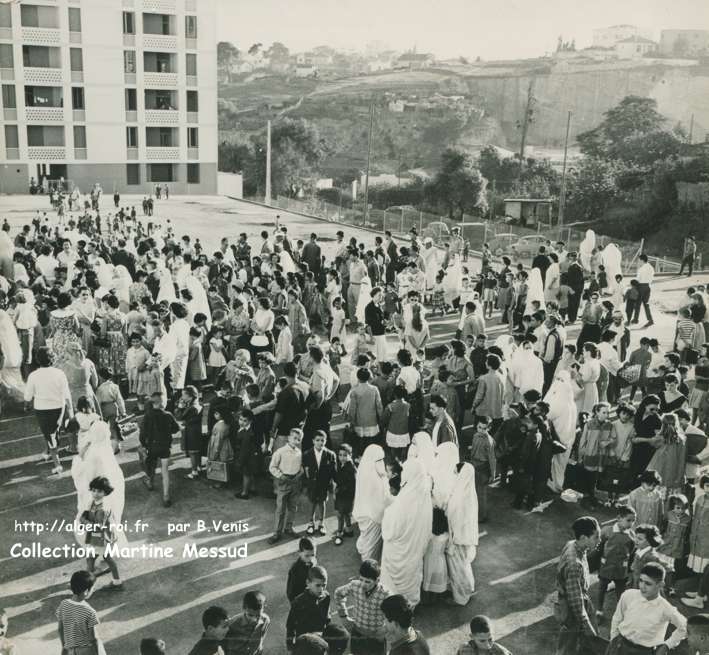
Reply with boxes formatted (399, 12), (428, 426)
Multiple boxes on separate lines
(601, 243), (623, 295)
(60, 342), (100, 414)
(544, 253), (561, 304)
(157, 267), (177, 303)
(0, 307), (25, 406)
(0, 229), (15, 281)
(353, 444), (393, 562)
(432, 441), (460, 509)
(544, 370), (577, 492)
(185, 274), (212, 330)
(408, 431), (436, 478)
(422, 238), (440, 302)
(443, 255), (462, 307)
(73, 286), (96, 355)
(446, 462), (479, 605)
(355, 273), (372, 325)
(113, 264), (132, 313)
(380, 458), (433, 606)
(168, 302), (190, 397)
(525, 268), (546, 315)
(278, 246), (296, 275)
(508, 340), (543, 401)
(579, 229), (596, 272)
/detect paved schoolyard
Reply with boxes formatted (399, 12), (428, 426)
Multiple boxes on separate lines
(0, 193), (704, 654)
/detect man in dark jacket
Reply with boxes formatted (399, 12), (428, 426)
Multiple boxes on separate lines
(111, 239), (137, 277)
(302, 430), (337, 535)
(565, 252), (585, 324)
(532, 246), (551, 286)
(364, 287), (387, 362)
(301, 233), (322, 276)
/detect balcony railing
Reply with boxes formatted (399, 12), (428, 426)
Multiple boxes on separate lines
(123, 34), (135, 47)
(24, 67), (62, 84)
(185, 37), (197, 50)
(72, 109), (85, 122)
(146, 146), (179, 160)
(124, 72), (136, 84)
(143, 71), (178, 87)
(74, 148), (87, 160)
(142, 34), (177, 50)
(5, 148), (19, 160)
(28, 146), (66, 160)
(25, 107), (64, 122)
(145, 109), (179, 125)
(185, 0), (196, 10)
(21, 27), (61, 45)
(125, 110), (137, 122)
(144, 0), (177, 11)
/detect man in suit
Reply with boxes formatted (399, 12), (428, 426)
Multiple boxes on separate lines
(532, 246), (551, 286)
(384, 231), (398, 285)
(111, 239), (136, 277)
(429, 394), (458, 447)
(364, 287), (387, 362)
(301, 233), (322, 276)
(302, 430), (337, 536)
(565, 252), (586, 324)
(471, 354), (506, 434)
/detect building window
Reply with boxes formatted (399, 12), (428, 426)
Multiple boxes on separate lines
(126, 126), (138, 148)
(71, 87), (84, 110)
(186, 90), (198, 112)
(145, 89), (177, 110)
(4, 124), (19, 148)
(25, 86), (63, 107)
(122, 11), (135, 35)
(27, 125), (64, 146)
(185, 15), (197, 38)
(73, 125), (86, 148)
(126, 163), (140, 185)
(20, 5), (59, 29)
(70, 47), (83, 71)
(68, 8), (81, 33)
(146, 127), (177, 147)
(124, 51), (136, 74)
(1, 84), (16, 109)
(185, 53), (197, 77)
(23, 46), (61, 68)
(159, 127), (172, 146)
(149, 163), (175, 182)
(187, 127), (198, 147)
(0, 44), (13, 69)
(125, 88), (137, 111)
(187, 163), (200, 184)
(0, 4), (11, 29)
(142, 13), (175, 35)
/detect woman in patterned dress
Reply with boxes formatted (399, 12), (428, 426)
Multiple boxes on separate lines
(73, 287), (96, 356)
(48, 292), (82, 370)
(99, 294), (127, 378)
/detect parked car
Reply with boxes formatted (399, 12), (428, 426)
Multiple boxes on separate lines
(488, 234), (548, 258)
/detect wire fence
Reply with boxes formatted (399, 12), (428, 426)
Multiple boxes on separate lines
(260, 194), (689, 273)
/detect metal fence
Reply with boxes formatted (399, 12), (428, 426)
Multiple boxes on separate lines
(262, 195), (687, 273)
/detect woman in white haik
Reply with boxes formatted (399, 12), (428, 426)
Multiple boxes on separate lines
(431, 441), (460, 510)
(422, 238), (440, 302)
(355, 274), (372, 325)
(601, 243), (623, 295)
(443, 255), (462, 307)
(0, 308), (25, 407)
(352, 444), (392, 562)
(380, 458), (433, 606)
(544, 370), (578, 493)
(445, 462), (479, 605)
(525, 268), (546, 315)
(579, 229), (596, 272)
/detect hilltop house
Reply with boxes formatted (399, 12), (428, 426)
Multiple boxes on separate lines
(592, 25), (652, 48)
(615, 35), (657, 58)
(396, 52), (434, 69)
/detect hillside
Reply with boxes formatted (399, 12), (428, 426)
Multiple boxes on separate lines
(218, 59), (709, 177)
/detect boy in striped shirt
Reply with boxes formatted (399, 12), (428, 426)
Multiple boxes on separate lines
(56, 570), (102, 655)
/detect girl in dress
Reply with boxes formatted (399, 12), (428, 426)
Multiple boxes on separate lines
(330, 297), (346, 344)
(206, 403), (235, 490)
(274, 315), (293, 367)
(187, 327), (207, 389)
(126, 333), (151, 404)
(577, 343), (601, 414)
(658, 494), (691, 596)
(627, 469), (664, 528)
(648, 413), (687, 497)
(207, 327), (227, 384)
(422, 508), (449, 603)
(577, 402), (614, 507)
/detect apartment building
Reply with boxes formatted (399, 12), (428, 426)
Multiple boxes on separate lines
(0, 0), (217, 194)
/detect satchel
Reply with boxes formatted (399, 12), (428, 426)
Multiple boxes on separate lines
(206, 460), (229, 482)
(617, 364), (641, 386)
(687, 348), (699, 365)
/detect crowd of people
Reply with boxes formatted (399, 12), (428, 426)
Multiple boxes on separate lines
(0, 192), (709, 655)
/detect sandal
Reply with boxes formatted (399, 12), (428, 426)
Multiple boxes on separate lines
(305, 524), (315, 535)
(318, 525), (327, 536)
(334, 536), (343, 546)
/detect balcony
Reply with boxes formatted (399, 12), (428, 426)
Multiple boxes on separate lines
(145, 109), (178, 125)
(142, 34), (177, 50)
(146, 146), (179, 160)
(0, 68), (14, 81)
(187, 147), (198, 159)
(124, 72), (136, 84)
(127, 147), (139, 160)
(24, 67), (62, 84)
(185, 0), (196, 10)
(144, 0), (177, 11)
(122, 0), (134, 6)
(143, 71), (178, 88)
(5, 148), (19, 160)
(21, 27), (61, 46)
(185, 37), (196, 50)
(25, 107), (64, 122)
(74, 148), (87, 160)
(28, 146), (66, 160)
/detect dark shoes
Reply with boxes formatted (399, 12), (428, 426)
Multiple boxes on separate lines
(142, 477), (154, 491)
(268, 533), (282, 545)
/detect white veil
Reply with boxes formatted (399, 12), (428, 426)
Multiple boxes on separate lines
(157, 269), (177, 303)
(184, 274), (212, 329)
(355, 276), (372, 324)
(579, 229), (596, 271)
(0, 309), (25, 400)
(525, 268), (546, 314)
(602, 244), (623, 293)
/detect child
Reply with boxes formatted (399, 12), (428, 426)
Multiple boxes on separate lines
(75, 395), (101, 447)
(625, 279), (641, 324)
(422, 507), (449, 603)
(126, 332), (151, 401)
(80, 475), (123, 589)
(188, 605), (230, 655)
(482, 270), (497, 319)
(187, 327), (207, 389)
(95, 367), (126, 454)
(323, 623), (350, 655)
(431, 273), (446, 317)
(286, 566), (331, 650)
(275, 315), (293, 365)
(330, 296), (346, 344)
(627, 469), (664, 528)
(0, 609), (15, 655)
(224, 591), (270, 655)
(455, 615), (512, 655)
(56, 571), (102, 655)
(577, 402), (614, 508)
(596, 506), (636, 618)
(351, 324), (373, 364)
(381, 386), (411, 461)
(206, 403), (234, 490)
(208, 327), (228, 384)
(303, 430), (337, 536)
(597, 264), (608, 294)
(333, 444), (356, 546)
(328, 336), (345, 378)
(657, 494), (691, 596)
(467, 417), (497, 522)
(140, 638), (166, 655)
(630, 524), (663, 587)
(235, 408), (259, 499)
(287, 537), (317, 604)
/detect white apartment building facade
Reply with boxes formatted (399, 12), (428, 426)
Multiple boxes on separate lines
(0, 0), (217, 194)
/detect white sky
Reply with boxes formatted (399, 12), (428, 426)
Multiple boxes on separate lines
(217, 0), (709, 60)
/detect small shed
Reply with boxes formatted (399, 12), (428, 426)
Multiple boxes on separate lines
(503, 198), (553, 227)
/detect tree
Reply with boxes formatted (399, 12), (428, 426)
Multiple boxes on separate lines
(217, 41), (240, 83)
(427, 148), (488, 219)
(565, 158), (622, 221)
(248, 42), (262, 56)
(267, 41), (290, 63)
(577, 96), (668, 161)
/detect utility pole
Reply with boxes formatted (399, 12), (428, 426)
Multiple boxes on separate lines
(362, 99), (375, 226)
(688, 113), (695, 144)
(265, 119), (272, 205)
(557, 110), (572, 234)
(518, 78), (536, 168)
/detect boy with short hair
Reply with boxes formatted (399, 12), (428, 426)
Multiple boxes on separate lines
(688, 614), (709, 655)
(268, 428), (304, 544)
(455, 615), (511, 654)
(303, 429), (337, 536)
(140, 637), (167, 655)
(188, 605), (230, 655)
(334, 443), (356, 545)
(467, 416), (497, 523)
(224, 590), (270, 655)
(286, 566), (331, 651)
(596, 506), (636, 618)
(287, 537), (317, 604)
(56, 571), (102, 655)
